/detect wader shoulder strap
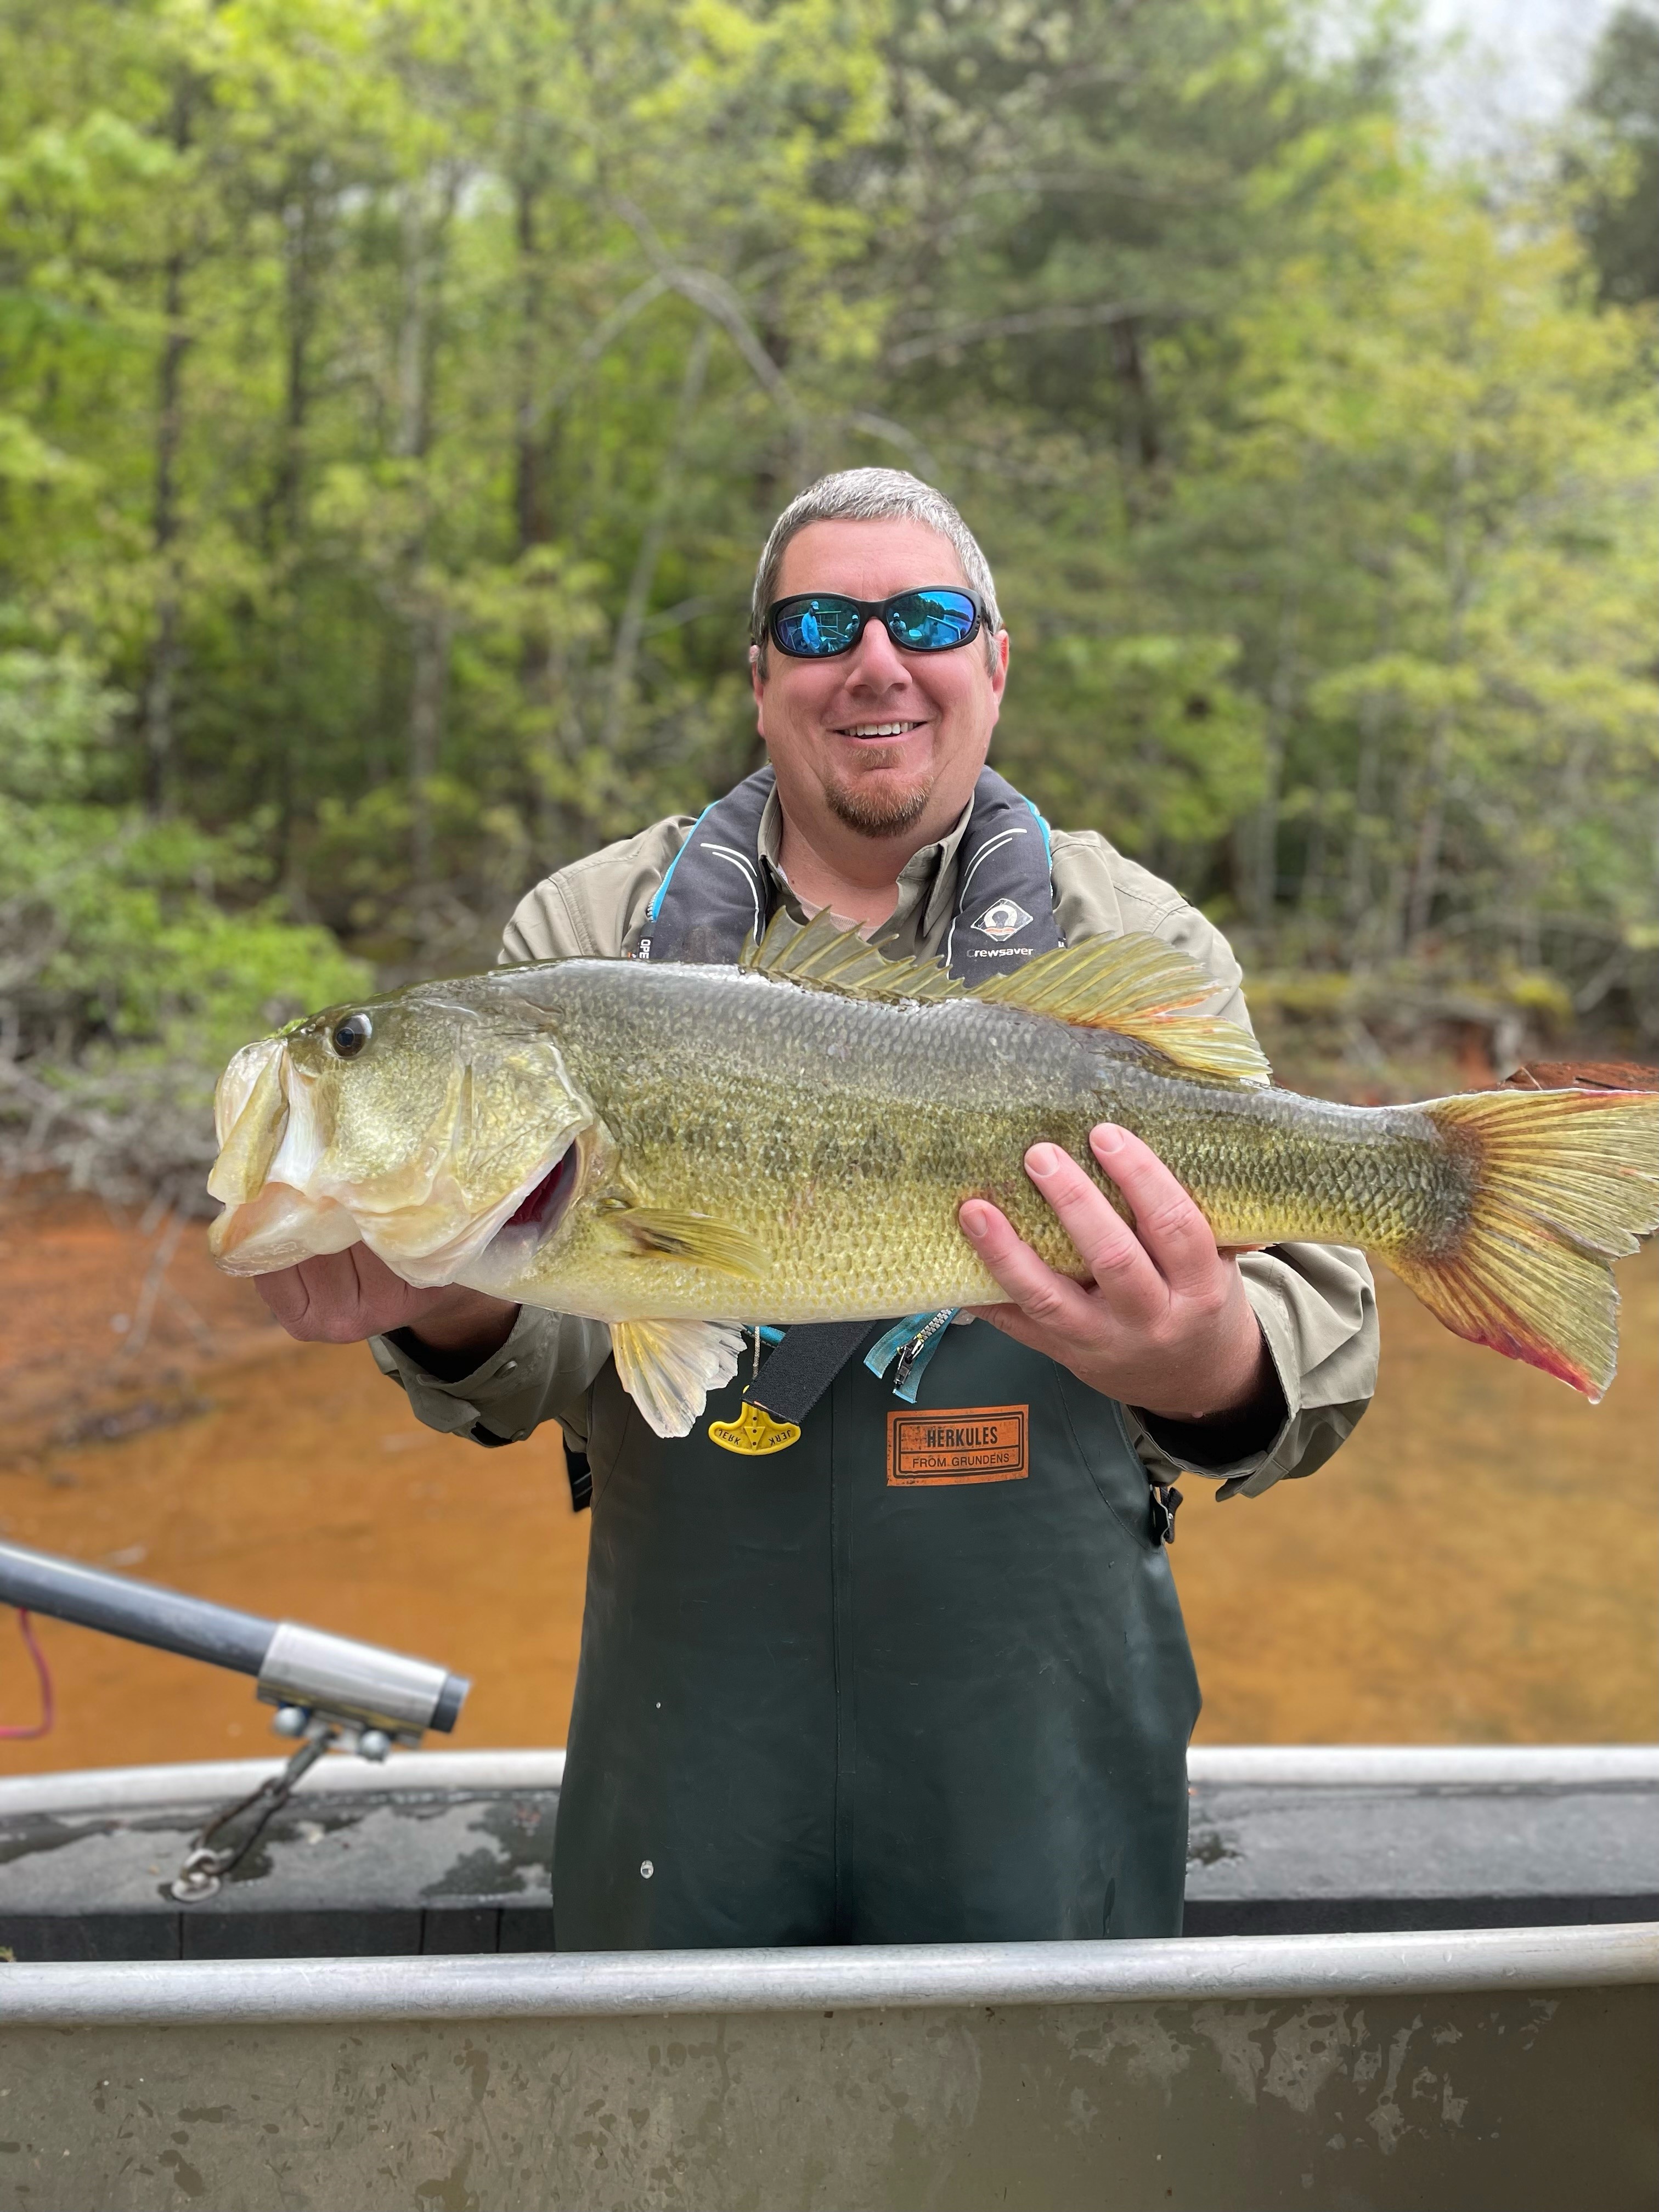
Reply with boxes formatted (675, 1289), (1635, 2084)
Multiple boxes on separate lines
(637, 764), (1062, 980)
(747, 1319), (877, 1426)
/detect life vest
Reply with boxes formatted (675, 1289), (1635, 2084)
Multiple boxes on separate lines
(636, 761), (1063, 977)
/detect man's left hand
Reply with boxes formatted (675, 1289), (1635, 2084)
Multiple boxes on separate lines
(959, 1124), (1272, 1423)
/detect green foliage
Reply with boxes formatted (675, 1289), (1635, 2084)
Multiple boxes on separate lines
(1568, 3), (1659, 306)
(1155, 138), (1659, 1014)
(0, 0), (1654, 1208)
(1003, 633), (1266, 868)
(0, 651), (369, 1196)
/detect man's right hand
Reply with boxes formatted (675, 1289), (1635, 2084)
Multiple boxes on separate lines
(254, 1244), (518, 1363)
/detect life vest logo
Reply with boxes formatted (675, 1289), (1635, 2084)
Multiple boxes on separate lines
(972, 897), (1032, 941)
(888, 1405), (1029, 1486)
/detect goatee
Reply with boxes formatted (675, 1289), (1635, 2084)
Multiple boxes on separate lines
(824, 758), (932, 839)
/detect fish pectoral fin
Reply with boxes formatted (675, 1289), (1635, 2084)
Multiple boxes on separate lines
(972, 933), (1272, 1086)
(610, 1319), (746, 1438)
(617, 1206), (769, 1280)
(741, 909), (962, 1003)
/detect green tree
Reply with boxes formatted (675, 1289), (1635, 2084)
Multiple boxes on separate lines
(1568, 2), (1659, 307)
(1167, 136), (1657, 1026)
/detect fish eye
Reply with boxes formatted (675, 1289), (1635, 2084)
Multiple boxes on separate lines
(329, 1012), (373, 1059)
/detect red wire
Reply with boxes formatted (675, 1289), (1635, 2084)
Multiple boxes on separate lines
(0, 1610), (55, 1740)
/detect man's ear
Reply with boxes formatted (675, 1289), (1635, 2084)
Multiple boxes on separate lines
(749, 642), (766, 729)
(986, 628), (1011, 726)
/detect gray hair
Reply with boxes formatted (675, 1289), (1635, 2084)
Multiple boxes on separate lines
(750, 467), (1002, 673)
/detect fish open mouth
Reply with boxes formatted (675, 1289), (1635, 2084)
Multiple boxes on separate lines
(496, 1142), (581, 1247)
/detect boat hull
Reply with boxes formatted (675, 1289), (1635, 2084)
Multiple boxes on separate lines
(1, 1932), (1654, 2212)
(0, 1748), (1654, 2210)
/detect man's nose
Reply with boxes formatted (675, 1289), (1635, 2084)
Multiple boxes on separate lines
(844, 617), (911, 691)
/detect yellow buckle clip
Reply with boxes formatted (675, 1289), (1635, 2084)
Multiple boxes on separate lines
(708, 1401), (802, 1455)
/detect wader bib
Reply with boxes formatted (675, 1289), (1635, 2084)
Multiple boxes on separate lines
(552, 768), (1203, 1948)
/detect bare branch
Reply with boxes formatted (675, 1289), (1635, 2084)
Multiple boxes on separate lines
(885, 299), (1167, 368)
(843, 410), (940, 480)
(538, 273), (671, 423)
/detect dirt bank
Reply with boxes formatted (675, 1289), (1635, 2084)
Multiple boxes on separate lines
(0, 1187), (1652, 1771)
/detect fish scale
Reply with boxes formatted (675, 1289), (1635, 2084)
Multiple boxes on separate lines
(486, 962), (1473, 1319)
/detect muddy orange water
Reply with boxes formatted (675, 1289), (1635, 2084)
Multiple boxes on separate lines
(0, 1184), (1653, 1773)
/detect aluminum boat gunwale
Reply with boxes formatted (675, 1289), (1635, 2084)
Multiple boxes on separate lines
(2, 1741), (1654, 1820)
(2, 1921), (1653, 2027)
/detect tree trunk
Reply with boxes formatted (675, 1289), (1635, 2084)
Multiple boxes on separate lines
(513, 173), (550, 557)
(1406, 443), (1472, 951)
(408, 605), (453, 904)
(391, 177), (456, 903)
(139, 81), (194, 816)
(1404, 714), (1452, 949)
(263, 180), (320, 554)
(393, 185), (441, 463)
(1342, 684), (1384, 965)
(603, 322), (712, 751)
(1110, 317), (1161, 475)
(1246, 583), (1300, 929)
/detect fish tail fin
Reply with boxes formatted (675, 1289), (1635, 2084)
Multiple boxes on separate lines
(1391, 1087), (1659, 1402)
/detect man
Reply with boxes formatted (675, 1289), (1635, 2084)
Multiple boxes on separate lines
(257, 469), (1378, 1948)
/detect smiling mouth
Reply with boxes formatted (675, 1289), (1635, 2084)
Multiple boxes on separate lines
(833, 720), (926, 740)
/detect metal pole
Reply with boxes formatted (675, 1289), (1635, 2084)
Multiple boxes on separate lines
(0, 1541), (468, 1736)
(0, 1541), (274, 1675)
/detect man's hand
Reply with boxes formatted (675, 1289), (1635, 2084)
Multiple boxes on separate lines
(959, 1124), (1272, 1423)
(254, 1244), (518, 1363)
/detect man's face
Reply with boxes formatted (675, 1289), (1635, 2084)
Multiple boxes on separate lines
(751, 517), (1009, 844)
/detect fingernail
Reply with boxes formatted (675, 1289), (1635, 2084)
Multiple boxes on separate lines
(1026, 1144), (1063, 1180)
(1092, 1124), (1125, 1154)
(960, 1201), (990, 1237)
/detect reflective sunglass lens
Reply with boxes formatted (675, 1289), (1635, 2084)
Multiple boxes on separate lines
(776, 597), (861, 656)
(887, 590), (978, 650)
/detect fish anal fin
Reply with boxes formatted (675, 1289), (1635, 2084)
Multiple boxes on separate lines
(741, 910), (961, 1004)
(973, 934), (1272, 1085)
(611, 1318), (746, 1438)
(618, 1205), (769, 1280)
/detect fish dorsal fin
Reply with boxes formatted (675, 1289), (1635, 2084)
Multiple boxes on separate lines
(972, 933), (1273, 1086)
(740, 909), (963, 1003)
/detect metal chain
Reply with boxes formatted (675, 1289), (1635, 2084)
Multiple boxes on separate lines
(169, 1731), (336, 1903)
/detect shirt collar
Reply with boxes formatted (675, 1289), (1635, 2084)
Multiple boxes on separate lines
(757, 783), (977, 942)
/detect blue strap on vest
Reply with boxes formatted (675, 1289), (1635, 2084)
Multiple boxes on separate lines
(632, 762), (1062, 1423)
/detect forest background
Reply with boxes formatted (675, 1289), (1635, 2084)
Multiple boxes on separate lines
(3, 0), (1655, 1205)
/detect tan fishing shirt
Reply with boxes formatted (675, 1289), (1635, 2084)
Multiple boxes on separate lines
(373, 790), (1378, 1498)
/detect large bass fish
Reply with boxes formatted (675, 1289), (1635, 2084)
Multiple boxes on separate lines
(208, 913), (1658, 1437)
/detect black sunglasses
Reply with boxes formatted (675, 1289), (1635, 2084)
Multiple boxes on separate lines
(766, 587), (984, 659)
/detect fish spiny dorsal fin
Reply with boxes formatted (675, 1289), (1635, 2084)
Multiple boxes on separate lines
(740, 909), (963, 1004)
(972, 933), (1273, 1086)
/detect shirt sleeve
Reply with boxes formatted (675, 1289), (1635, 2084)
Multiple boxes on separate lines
(1122, 1242), (1379, 1497)
(370, 1306), (612, 1456)
(1049, 828), (1381, 1495)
